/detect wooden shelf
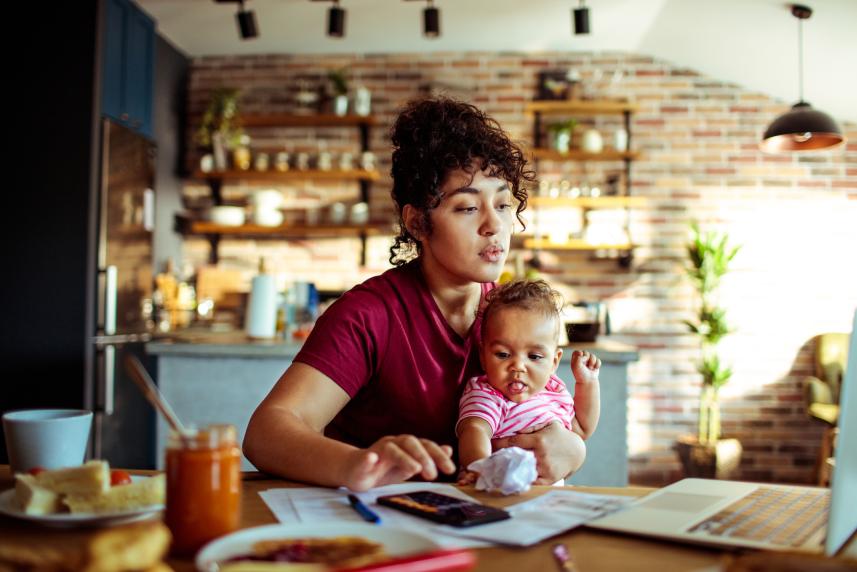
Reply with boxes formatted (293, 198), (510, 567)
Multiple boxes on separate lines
(525, 100), (639, 115)
(529, 196), (646, 208)
(528, 148), (640, 162)
(239, 114), (377, 128)
(523, 238), (634, 251)
(192, 169), (381, 183)
(183, 220), (394, 238)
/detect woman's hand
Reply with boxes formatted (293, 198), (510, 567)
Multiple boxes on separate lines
(342, 435), (456, 492)
(491, 423), (586, 484)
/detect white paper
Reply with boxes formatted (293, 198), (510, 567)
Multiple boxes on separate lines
(259, 485), (635, 549)
(259, 483), (490, 549)
(437, 490), (637, 547)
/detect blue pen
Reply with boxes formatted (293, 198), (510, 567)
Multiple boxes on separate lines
(347, 494), (381, 524)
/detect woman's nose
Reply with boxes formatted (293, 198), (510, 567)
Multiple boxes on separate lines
(480, 206), (502, 236)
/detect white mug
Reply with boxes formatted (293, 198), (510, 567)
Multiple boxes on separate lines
(3, 409), (93, 474)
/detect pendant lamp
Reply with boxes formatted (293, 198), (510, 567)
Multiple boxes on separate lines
(760, 4), (845, 152)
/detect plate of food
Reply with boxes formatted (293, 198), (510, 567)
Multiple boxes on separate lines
(195, 522), (443, 572)
(0, 460), (165, 527)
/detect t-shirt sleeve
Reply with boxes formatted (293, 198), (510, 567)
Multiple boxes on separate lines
(546, 374), (575, 430)
(293, 289), (387, 398)
(456, 377), (504, 436)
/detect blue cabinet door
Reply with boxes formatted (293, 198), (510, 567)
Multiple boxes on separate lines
(124, 6), (155, 137)
(101, 0), (155, 138)
(101, 0), (128, 124)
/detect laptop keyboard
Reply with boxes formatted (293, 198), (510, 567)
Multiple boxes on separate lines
(687, 485), (830, 547)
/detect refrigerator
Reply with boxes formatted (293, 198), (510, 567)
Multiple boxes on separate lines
(86, 118), (158, 469)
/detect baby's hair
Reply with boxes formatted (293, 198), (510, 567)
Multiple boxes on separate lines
(481, 279), (564, 343)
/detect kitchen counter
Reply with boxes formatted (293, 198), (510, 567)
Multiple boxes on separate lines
(147, 329), (639, 362)
(146, 330), (637, 485)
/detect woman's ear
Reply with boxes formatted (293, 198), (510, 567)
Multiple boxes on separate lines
(402, 204), (424, 240)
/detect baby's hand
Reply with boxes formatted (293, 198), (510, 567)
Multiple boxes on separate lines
(457, 469), (479, 486)
(571, 350), (601, 385)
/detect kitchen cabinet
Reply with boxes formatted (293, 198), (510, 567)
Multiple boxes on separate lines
(524, 100), (640, 265)
(101, 0), (155, 138)
(179, 113), (385, 265)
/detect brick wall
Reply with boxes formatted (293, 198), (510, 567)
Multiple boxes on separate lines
(182, 52), (857, 486)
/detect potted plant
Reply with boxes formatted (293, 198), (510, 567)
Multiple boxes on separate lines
(675, 222), (743, 479)
(327, 68), (349, 116)
(546, 119), (578, 153)
(195, 88), (245, 171)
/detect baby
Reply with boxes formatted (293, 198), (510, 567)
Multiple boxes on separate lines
(457, 280), (601, 485)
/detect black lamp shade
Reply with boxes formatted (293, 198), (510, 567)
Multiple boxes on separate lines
(328, 5), (345, 37)
(424, 6), (440, 37)
(573, 7), (590, 35)
(760, 102), (845, 152)
(236, 10), (257, 39)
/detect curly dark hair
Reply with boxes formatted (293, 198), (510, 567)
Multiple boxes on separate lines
(388, 97), (535, 265)
(481, 279), (564, 344)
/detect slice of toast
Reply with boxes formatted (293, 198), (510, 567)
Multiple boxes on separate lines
(63, 474), (165, 514)
(35, 460), (110, 496)
(14, 474), (64, 515)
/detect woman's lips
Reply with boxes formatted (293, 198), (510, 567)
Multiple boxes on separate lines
(479, 245), (505, 263)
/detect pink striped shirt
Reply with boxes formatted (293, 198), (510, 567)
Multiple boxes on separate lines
(456, 374), (575, 438)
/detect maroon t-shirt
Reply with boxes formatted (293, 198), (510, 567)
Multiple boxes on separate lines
(294, 260), (492, 451)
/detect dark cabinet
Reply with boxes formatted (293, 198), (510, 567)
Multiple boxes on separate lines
(101, 0), (155, 138)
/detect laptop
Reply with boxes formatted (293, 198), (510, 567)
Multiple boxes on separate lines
(589, 308), (857, 556)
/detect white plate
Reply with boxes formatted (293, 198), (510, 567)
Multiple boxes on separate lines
(0, 476), (163, 528)
(196, 522), (440, 572)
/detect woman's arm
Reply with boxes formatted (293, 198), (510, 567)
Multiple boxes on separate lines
(243, 362), (455, 491)
(491, 423), (586, 484)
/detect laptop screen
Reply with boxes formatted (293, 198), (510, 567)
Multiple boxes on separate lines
(826, 308), (857, 556)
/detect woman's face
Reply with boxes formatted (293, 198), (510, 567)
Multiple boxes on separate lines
(416, 168), (514, 286)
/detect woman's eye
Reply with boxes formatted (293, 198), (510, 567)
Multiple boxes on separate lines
(497, 203), (512, 211)
(456, 206), (478, 213)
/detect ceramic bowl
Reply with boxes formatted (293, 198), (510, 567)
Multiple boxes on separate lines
(209, 206), (246, 227)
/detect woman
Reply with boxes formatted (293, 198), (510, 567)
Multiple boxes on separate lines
(244, 97), (586, 491)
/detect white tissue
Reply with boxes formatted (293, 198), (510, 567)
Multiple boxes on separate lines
(468, 447), (538, 495)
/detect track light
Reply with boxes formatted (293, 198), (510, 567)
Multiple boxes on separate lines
(760, 4), (845, 152)
(573, 0), (590, 35)
(215, 0), (258, 40)
(328, 0), (346, 38)
(423, 1), (440, 38)
(236, 0), (257, 39)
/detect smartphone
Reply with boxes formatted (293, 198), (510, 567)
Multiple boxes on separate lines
(376, 490), (511, 527)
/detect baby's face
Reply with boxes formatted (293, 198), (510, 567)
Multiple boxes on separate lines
(480, 307), (562, 403)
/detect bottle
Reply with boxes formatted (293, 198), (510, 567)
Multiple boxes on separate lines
(165, 424), (241, 556)
(245, 258), (277, 339)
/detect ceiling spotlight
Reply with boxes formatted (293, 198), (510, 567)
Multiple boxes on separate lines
(573, 0), (590, 35)
(236, 0), (258, 39)
(215, 0), (258, 40)
(424, 0), (440, 38)
(760, 4), (845, 152)
(328, 0), (346, 38)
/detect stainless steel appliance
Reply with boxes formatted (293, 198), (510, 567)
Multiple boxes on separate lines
(87, 118), (157, 468)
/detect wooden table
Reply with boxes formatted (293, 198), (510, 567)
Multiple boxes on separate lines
(2, 468), (853, 571)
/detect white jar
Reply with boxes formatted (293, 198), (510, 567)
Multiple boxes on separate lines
(581, 129), (604, 153)
(613, 128), (629, 151)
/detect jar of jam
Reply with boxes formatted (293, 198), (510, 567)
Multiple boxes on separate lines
(165, 424), (242, 556)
